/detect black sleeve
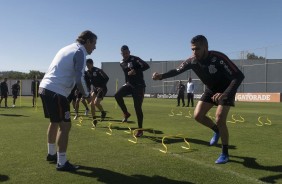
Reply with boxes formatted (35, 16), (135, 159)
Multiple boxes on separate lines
(134, 57), (150, 72)
(219, 58), (245, 96)
(161, 59), (191, 80)
(100, 69), (109, 84)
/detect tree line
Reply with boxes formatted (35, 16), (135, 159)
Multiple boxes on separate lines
(0, 70), (45, 80)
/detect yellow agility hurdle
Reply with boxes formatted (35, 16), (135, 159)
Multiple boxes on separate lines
(227, 114), (245, 124)
(76, 117), (83, 127)
(159, 134), (190, 154)
(257, 116), (272, 126)
(185, 111), (192, 118)
(106, 122), (132, 135)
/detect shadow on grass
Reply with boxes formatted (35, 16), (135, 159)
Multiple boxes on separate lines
(72, 166), (193, 184)
(0, 114), (29, 117)
(0, 174), (9, 182)
(229, 155), (282, 183)
(144, 136), (236, 149)
(106, 119), (136, 124)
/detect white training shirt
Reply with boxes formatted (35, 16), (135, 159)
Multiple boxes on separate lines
(187, 82), (194, 93)
(39, 43), (89, 97)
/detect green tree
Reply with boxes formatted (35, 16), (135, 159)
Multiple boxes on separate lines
(246, 53), (265, 60)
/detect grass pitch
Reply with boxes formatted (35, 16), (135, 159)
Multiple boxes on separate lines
(0, 96), (281, 184)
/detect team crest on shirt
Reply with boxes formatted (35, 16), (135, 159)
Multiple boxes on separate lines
(65, 111), (70, 120)
(128, 62), (133, 68)
(208, 65), (217, 74)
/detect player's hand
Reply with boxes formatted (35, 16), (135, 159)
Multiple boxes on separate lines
(211, 93), (227, 103)
(128, 69), (136, 76)
(152, 72), (162, 80)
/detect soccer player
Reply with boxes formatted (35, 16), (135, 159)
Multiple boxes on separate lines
(186, 77), (195, 107)
(73, 88), (90, 120)
(0, 78), (9, 108)
(31, 76), (40, 107)
(85, 58), (109, 127)
(114, 45), (150, 137)
(153, 35), (245, 164)
(11, 80), (20, 107)
(39, 30), (96, 171)
(176, 80), (185, 107)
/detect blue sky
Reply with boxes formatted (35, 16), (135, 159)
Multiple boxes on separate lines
(1, 0), (282, 72)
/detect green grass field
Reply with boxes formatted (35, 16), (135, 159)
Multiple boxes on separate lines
(0, 96), (281, 184)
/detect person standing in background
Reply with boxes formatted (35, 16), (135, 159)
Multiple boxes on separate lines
(31, 76), (40, 107)
(186, 77), (194, 107)
(176, 80), (185, 107)
(0, 78), (9, 108)
(12, 80), (21, 107)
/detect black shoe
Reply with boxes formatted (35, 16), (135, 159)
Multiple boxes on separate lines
(92, 119), (98, 127)
(46, 154), (57, 162)
(135, 130), (143, 137)
(56, 161), (79, 171)
(122, 113), (131, 123)
(101, 111), (107, 120)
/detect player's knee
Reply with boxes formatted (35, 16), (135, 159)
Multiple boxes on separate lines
(215, 114), (226, 124)
(193, 112), (202, 122)
(59, 122), (71, 132)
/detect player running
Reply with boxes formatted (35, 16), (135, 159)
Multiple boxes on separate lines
(115, 45), (150, 137)
(85, 58), (109, 127)
(153, 35), (244, 164)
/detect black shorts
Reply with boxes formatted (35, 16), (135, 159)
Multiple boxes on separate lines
(200, 88), (235, 106)
(93, 87), (107, 99)
(76, 92), (83, 99)
(12, 91), (18, 98)
(1, 93), (8, 98)
(67, 91), (76, 103)
(39, 88), (71, 123)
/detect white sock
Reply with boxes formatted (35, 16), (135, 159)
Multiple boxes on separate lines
(57, 152), (67, 165)
(47, 143), (56, 155)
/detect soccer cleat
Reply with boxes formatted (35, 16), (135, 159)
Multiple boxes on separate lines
(92, 119), (98, 127)
(56, 161), (79, 171)
(135, 130), (143, 137)
(84, 109), (89, 116)
(215, 153), (229, 164)
(73, 114), (78, 120)
(210, 132), (220, 146)
(12, 104), (16, 108)
(46, 153), (57, 162)
(101, 111), (107, 120)
(122, 113), (131, 123)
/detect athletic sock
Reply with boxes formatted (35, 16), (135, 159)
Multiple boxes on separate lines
(211, 124), (219, 133)
(57, 152), (67, 166)
(222, 145), (229, 155)
(47, 143), (56, 155)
